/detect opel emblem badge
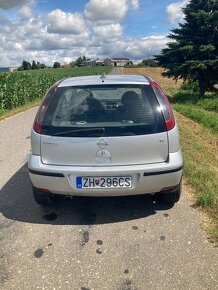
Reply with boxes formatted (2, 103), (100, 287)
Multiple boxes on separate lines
(97, 138), (108, 149)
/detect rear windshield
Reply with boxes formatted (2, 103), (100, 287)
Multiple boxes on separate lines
(42, 84), (166, 137)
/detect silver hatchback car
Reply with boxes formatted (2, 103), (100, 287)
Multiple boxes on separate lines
(28, 74), (183, 206)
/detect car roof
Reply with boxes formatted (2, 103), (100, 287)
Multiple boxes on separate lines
(58, 74), (152, 87)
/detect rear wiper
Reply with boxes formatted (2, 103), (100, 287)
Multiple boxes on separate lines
(50, 127), (105, 136)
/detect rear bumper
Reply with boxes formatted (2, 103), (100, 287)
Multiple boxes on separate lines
(28, 150), (183, 197)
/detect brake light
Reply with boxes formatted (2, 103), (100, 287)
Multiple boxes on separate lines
(33, 102), (49, 134)
(150, 82), (175, 131)
(33, 83), (59, 134)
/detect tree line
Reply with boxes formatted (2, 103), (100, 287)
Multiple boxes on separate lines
(18, 56), (91, 71)
(18, 60), (47, 71)
(17, 56), (158, 72)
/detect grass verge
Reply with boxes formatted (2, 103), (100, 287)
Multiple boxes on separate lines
(175, 112), (218, 241)
(167, 89), (218, 114)
(197, 97), (218, 113)
(173, 104), (218, 135)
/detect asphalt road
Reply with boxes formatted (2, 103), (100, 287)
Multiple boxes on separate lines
(0, 70), (218, 290)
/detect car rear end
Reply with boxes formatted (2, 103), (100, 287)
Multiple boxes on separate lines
(28, 74), (183, 204)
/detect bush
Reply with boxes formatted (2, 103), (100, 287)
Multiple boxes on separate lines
(180, 81), (199, 92)
(169, 87), (218, 114)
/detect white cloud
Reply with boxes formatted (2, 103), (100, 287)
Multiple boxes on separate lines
(0, 0), (31, 9)
(101, 35), (169, 59)
(47, 9), (86, 35)
(128, 0), (139, 10)
(0, 13), (168, 66)
(85, 0), (128, 22)
(26, 31), (92, 51)
(19, 6), (32, 18)
(0, 1), (168, 67)
(93, 24), (123, 41)
(166, 0), (189, 25)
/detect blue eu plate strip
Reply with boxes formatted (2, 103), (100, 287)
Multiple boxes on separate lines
(76, 177), (82, 189)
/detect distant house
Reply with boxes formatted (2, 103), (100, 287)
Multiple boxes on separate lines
(80, 59), (96, 67)
(9, 67), (19, 72)
(111, 58), (131, 66)
(104, 58), (112, 66)
(96, 59), (104, 66)
(78, 57), (132, 67)
(80, 59), (104, 67)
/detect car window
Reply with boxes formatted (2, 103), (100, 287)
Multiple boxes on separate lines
(42, 84), (166, 136)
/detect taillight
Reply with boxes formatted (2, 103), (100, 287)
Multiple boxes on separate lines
(150, 82), (175, 131)
(33, 102), (49, 133)
(33, 83), (59, 134)
(33, 115), (42, 133)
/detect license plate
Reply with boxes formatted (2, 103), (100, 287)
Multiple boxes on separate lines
(76, 176), (132, 189)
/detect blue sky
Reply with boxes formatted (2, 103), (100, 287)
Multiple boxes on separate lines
(0, 0), (189, 66)
(36, 0), (177, 36)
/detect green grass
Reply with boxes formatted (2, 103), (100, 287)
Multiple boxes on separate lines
(165, 85), (218, 135)
(165, 82), (218, 242)
(0, 108), (9, 116)
(175, 112), (218, 241)
(197, 98), (218, 113)
(208, 227), (218, 242)
(173, 104), (218, 135)
(167, 88), (218, 113)
(18, 66), (112, 76)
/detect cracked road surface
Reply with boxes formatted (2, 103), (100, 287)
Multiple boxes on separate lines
(0, 72), (218, 290)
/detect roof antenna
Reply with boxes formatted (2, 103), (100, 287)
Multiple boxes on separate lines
(100, 72), (106, 82)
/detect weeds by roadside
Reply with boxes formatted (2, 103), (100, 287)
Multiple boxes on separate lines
(172, 104), (218, 135)
(165, 87), (218, 134)
(175, 112), (218, 241)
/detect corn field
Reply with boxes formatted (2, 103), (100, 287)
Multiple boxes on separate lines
(0, 67), (111, 110)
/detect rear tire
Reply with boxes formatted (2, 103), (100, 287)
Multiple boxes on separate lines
(32, 186), (55, 206)
(161, 181), (182, 205)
